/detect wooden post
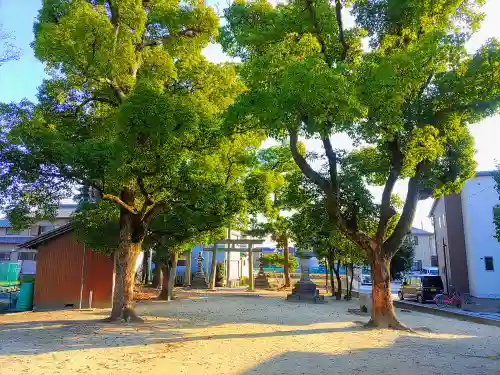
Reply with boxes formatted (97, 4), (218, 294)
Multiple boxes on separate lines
(209, 248), (217, 289)
(226, 227), (232, 286)
(184, 250), (192, 286)
(248, 244), (254, 291)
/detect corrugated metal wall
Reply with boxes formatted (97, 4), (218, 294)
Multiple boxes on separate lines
(34, 232), (114, 309)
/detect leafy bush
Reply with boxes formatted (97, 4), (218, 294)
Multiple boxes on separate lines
(215, 262), (225, 286)
(262, 253), (298, 272)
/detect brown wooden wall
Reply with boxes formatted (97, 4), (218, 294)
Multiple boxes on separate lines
(34, 232), (114, 309)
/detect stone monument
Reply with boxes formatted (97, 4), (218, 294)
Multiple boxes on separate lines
(287, 251), (325, 303)
(190, 252), (208, 289)
(254, 255), (270, 289)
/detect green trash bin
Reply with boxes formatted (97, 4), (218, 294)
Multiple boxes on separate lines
(15, 281), (34, 311)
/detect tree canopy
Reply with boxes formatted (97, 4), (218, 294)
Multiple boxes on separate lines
(220, 0), (500, 328)
(0, 0), (259, 320)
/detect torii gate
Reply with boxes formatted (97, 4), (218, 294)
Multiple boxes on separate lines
(184, 238), (264, 291)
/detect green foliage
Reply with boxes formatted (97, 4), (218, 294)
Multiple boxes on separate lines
(221, 0), (499, 264)
(0, 0), (261, 252)
(262, 253), (297, 272)
(215, 262), (225, 284)
(390, 235), (415, 279)
(71, 200), (119, 255)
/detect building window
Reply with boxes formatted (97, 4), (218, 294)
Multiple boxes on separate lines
(438, 217), (442, 228)
(18, 252), (36, 261)
(412, 260), (423, 271)
(6, 227), (21, 235)
(485, 257), (494, 271)
(38, 225), (54, 235)
(431, 255), (438, 267)
(413, 236), (419, 245)
(176, 259), (186, 267)
(0, 252), (11, 261)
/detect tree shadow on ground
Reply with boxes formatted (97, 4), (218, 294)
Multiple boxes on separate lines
(0, 318), (367, 356)
(239, 335), (500, 375)
(1, 294), (499, 361)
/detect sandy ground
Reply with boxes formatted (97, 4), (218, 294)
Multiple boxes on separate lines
(1, 290), (500, 375)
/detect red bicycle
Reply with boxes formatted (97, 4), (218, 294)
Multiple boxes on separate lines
(434, 290), (469, 308)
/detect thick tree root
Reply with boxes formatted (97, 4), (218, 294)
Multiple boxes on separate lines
(364, 318), (417, 333)
(104, 307), (144, 323)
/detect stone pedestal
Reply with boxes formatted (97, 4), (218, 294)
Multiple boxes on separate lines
(254, 255), (270, 289)
(287, 252), (325, 303)
(191, 252), (208, 289)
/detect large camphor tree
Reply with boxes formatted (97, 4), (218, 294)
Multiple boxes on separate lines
(221, 0), (500, 328)
(0, 0), (248, 321)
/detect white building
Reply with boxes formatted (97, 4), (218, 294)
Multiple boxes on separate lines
(410, 227), (437, 270)
(430, 171), (500, 298)
(460, 172), (500, 298)
(0, 203), (77, 265)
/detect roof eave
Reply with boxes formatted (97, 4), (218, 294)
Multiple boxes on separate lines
(17, 223), (73, 249)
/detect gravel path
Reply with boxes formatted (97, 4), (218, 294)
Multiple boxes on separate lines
(1, 291), (500, 375)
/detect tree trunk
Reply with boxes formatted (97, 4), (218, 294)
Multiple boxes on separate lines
(152, 258), (163, 289)
(283, 236), (291, 288)
(159, 261), (171, 300)
(345, 263), (350, 300)
(141, 249), (149, 284)
(209, 249), (217, 289)
(368, 254), (407, 329)
(333, 260), (341, 300)
(110, 209), (143, 321)
(349, 262), (354, 299)
(327, 259), (334, 297)
(158, 252), (179, 300)
(325, 259), (329, 293)
(168, 252), (179, 300)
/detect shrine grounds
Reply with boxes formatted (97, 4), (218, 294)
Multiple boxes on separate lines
(1, 290), (500, 375)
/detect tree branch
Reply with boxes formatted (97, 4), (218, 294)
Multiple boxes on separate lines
(383, 164), (423, 256)
(99, 78), (125, 103)
(335, 0), (349, 60)
(376, 139), (402, 243)
(305, 0), (331, 66)
(106, 0), (120, 52)
(137, 175), (154, 216)
(138, 28), (204, 50)
(102, 193), (138, 214)
(72, 96), (119, 116)
(321, 137), (339, 199)
(288, 128), (330, 191)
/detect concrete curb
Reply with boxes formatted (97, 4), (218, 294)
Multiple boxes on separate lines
(394, 300), (500, 327)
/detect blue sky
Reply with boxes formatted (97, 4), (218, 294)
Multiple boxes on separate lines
(1, 0), (500, 231)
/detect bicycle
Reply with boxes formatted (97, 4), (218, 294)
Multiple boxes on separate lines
(434, 290), (469, 308)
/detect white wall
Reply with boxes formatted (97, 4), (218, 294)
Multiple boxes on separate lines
(461, 176), (500, 298)
(412, 234), (436, 268)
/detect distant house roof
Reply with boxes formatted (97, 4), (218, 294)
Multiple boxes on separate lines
(17, 223), (73, 249)
(410, 227), (433, 236)
(475, 171), (496, 177)
(0, 219), (11, 228)
(0, 236), (35, 245)
(60, 203), (78, 208)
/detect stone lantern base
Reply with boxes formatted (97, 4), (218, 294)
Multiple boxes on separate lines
(287, 280), (326, 303)
(286, 251), (326, 303)
(191, 271), (208, 289)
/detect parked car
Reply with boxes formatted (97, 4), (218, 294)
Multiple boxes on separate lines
(398, 275), (444, 303)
